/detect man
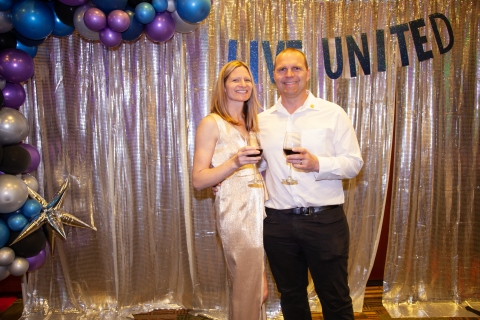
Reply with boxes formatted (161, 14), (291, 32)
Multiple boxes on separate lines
(258, 48), (363, 320)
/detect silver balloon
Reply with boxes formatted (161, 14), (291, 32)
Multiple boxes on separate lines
(0, 107), (30, 145)
(0, 10), (13, 33)
(167, 0), (176, 12)
(22, 174), (39, 192)
(8, 257), (29, 276)
(0, 75), (6, 90)
(0, 247), (15, 266)
(172, 10), (199, 33)
(0, 174), (29, 213)
(0, 265), (10, 280)
(74, 3), (100, 41)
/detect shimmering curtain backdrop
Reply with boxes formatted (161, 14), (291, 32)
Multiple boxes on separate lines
(19, 0), (479, 319)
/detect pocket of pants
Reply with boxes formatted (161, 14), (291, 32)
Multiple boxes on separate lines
(311, 207), (345, 224)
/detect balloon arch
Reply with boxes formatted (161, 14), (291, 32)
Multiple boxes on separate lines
(0, 0), (211, 280)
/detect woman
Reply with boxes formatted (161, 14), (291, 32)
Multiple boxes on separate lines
(192, 61), (267, 320)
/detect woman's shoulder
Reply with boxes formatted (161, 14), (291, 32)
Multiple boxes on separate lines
(207, 112), (225, 122)
(197, 114), (224, 135)
(198, 114), (217, 128)
(203, 113), (229, 128)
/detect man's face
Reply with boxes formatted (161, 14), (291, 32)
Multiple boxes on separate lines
(274, 51), (310, 99)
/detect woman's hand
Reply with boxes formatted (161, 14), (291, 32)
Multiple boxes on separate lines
(234, 146), (262, 167)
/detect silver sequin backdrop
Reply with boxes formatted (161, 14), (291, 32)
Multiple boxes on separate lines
(19, 0), (479, 319)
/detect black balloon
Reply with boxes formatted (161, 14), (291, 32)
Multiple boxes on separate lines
(12, 29), (48, 47)
(0, 32), (17, 51)
(0, 145), (32, 174)
(0, 144), (3, 163)
(54, 1), (78, 27)
(128, 0), (152, 7)
(8, 229), (47, 258)
(1, 209), (21, 222)
(0, 89), (3, 107)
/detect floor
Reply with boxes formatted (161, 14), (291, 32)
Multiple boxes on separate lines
(1, 286), (479, 319)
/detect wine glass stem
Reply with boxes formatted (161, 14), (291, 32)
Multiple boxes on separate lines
(253, 164), (257, 183)
(289, 163), (293, 179)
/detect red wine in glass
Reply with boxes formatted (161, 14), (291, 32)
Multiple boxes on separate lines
(247, 132), (262, 186)
(282, 132), (301, 185)
(283, 148), (300, 156)
(247, 149), (263, 157)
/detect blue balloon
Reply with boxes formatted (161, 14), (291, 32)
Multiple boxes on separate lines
(90, 0), (127, 15)
(16, 41), (37, 58)
(152, 0), (168, 13)
(122, 10), (144, 41)
(7, 212), (27, 231)
(11, 0), (55, 40)
(0, 0), (12, 12)
(0, 219), (9, 247)
(21, 199), (42, 218)
(135, 2), (155, 24)
(46, 1), (75, 37)
(176, 0), (211, 24)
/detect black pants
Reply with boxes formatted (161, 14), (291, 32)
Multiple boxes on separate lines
(264, 206), (354, 320)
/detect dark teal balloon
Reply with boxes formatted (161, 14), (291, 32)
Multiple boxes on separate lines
(7, 212), (28, 231)
(122, 10), (144, 42)
(0, 219), (9, 247)
(0, 0), (13, 12)
(176, 0), (211, 24)
(20, 199), (42, 218)
(134, 2), (155, 24)
(152, 0), (167, 13)
(11, 0), (55, 40)
(16, 41), (37, 58)
(47, 1), (74, 37)
(90, 0), (127, 15)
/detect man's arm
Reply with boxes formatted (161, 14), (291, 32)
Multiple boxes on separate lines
(313, 111), (363, 180)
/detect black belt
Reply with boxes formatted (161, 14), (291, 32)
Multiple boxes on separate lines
(266, 205), (340, 216)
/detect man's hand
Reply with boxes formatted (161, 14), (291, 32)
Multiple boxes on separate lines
(287, 147), (319, 172)
(211, 182), (221, 195)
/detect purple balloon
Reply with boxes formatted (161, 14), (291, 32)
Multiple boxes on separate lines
(83, 7), (107, 32)
(107, 10), (130, 33)
(145, 12), (175, 43)
(58, 0), (89, 5)
(26, 248), (46, 272)
(99, 27), (122, 47)
(19, 143), (41, 173)
(2, 82), (26, 109)
(0, 49), (34, 83)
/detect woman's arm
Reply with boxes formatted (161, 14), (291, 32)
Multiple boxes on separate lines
(192, 116), (257, 190)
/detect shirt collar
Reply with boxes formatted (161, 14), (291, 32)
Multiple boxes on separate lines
(271, 91), (319, 115)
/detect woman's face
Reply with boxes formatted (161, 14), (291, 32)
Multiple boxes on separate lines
(224, 66), (253, 106)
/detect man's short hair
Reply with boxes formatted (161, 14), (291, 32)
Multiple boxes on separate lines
(274, 48), (309, 70)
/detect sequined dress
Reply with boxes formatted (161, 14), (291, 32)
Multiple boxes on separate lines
(209, 113), (267, 320)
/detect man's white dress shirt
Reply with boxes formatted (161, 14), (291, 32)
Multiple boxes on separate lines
(258, 91), (364, 209)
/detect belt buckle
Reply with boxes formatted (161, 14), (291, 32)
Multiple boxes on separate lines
(299, 207), (313, 215)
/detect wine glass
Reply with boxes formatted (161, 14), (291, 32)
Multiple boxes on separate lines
(282, 131), (301, 185)
(247, 131), (263, 186)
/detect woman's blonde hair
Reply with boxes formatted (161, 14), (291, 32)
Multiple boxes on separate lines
(210, 60), (261, 132)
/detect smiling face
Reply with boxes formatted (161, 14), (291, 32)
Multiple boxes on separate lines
(224, 66), (253, 106)
(274, 50), (311, 101)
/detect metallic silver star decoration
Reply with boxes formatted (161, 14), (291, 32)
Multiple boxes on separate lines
(10, 177), (96, 257)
